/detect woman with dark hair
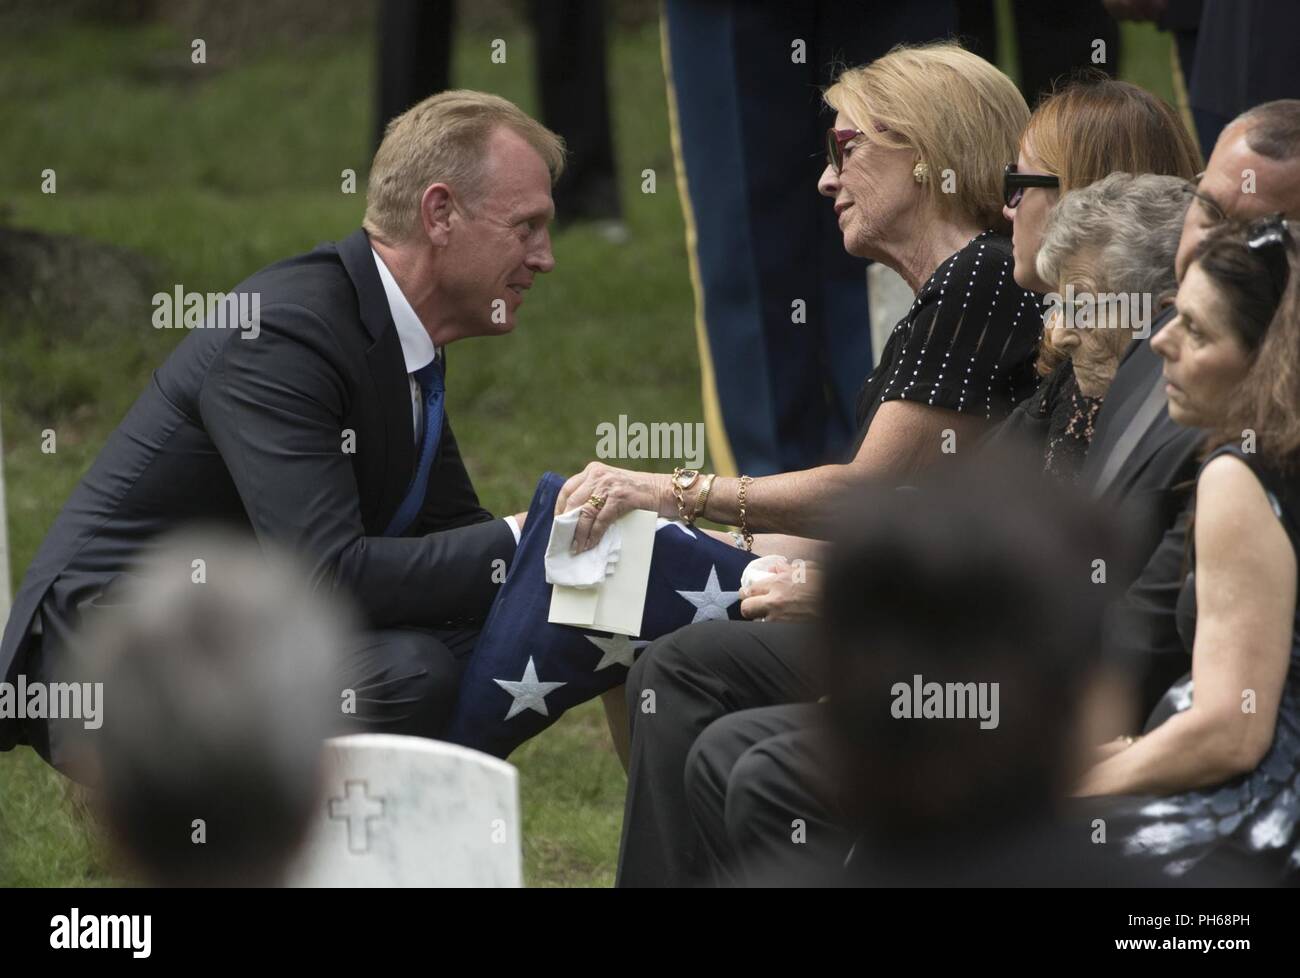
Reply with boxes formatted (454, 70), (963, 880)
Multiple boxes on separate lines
(1076, 217), (1300, 882)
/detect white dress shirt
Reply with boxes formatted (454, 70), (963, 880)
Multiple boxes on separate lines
(371, 248), (519, 543)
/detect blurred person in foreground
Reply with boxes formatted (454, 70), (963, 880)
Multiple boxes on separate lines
(679, 103), (1300, 888)
(750, 459), (1155, 886)
(64, 532), (352, 887)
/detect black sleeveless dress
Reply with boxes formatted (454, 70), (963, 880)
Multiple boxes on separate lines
(1087, 443), (1300, 882)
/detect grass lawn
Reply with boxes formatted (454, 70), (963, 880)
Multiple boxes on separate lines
(0, 10), (1176, 887)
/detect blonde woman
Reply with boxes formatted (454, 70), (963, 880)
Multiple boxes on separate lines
(600, 42), (1043, 888)
(562, 42), (1040, 568)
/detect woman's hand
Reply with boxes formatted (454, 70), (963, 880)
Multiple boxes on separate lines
(555, 461), (672, 552)
(738, 561), (822, 622)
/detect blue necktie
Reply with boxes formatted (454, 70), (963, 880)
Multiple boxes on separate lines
(384, 357), (446, 536)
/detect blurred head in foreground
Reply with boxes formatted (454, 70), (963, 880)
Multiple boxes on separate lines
(817, 457), (1139, 879)
(68, 531), (353, 887)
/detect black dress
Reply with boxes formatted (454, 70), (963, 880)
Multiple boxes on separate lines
(1086, 443), (1300, 883)
(851, 230), (1042, 454)
(980, 359), (1105, 485)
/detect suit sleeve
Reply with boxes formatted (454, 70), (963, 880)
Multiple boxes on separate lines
(199, 303), (516, 628)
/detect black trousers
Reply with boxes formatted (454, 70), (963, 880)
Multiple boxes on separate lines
(616, 619), (822, 887)
(335, 626), (479, 739)
(685, 702), (852, 887)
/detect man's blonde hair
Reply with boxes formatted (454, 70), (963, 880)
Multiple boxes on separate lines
(363, 89), (566, 242)
(824, 42), (1029, 233)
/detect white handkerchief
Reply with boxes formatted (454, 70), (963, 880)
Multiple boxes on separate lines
(544, 508), (623, 587)
(740, 554), (790, 590)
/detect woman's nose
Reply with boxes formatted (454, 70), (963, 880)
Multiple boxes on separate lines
(818, 165), (838, 197)
(1151, 327), (1173, 360)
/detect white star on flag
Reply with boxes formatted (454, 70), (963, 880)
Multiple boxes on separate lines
(494, 656), (566, 720)
(676, 565), (740, 624)
(585, 632), (650, 671)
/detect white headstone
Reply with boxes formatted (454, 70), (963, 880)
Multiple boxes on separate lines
(868, 262), (915, 369)
(285, 734), (523, 887)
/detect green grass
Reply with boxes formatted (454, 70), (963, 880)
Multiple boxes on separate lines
(0, 13), (1176, 887)
(0, 16), (688, 888)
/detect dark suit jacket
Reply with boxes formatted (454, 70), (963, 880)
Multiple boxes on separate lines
(0, 228), (517, 750)
(1081, 307), (1204, 713)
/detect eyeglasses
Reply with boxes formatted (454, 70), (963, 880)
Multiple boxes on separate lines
(1246, 214), (1293, 295)
(826, 128), (864, 175)
(824, 122), (895, 174)
(1003, 163), (1059, 208)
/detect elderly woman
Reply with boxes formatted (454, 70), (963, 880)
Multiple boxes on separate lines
(986, 173), (1192, 483)
(1077, 217), (1300, 881)
(560, 42), (1039, 564)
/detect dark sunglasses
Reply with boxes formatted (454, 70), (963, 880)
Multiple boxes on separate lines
(824, 122), (894, 174)
(1246, 213), (1293, 296)
(826, 127), (864, 175)
(1003, 163), (1059, 208)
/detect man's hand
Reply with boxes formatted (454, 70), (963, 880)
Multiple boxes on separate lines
(555, 461), (672, 552)
(738, 561), (822, 622)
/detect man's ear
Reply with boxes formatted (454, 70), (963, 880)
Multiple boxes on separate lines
(420, 183), (454, 247)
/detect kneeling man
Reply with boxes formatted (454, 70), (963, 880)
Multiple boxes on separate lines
(0, 90), (563, 774)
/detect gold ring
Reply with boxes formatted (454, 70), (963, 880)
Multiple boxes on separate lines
(587, 493), (606, 511)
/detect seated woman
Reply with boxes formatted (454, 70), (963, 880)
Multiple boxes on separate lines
(1076, 217), (1300, 881)
(559, 41), (1039, 562)
(1003, 75), (1202, 294)
(564, 77), (1203, 582)
(985, 172), (1191, 483)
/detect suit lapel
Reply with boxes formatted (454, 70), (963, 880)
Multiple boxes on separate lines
(337, 228), (416, 533)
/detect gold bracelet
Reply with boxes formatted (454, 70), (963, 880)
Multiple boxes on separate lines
(737, 475), (754, 551)
(671, 466), (699, 523)
(691, 473), (717, 524)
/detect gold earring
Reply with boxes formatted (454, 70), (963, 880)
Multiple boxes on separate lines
(913, 161), (929, 184)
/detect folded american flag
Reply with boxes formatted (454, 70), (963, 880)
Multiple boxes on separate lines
(445, 472), (758, 758)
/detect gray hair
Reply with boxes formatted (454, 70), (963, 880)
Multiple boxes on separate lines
(1036, 172), (1192, 300)
(67, 530), (355, 886)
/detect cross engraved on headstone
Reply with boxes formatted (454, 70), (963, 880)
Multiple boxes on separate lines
(328, 779), (385, 854)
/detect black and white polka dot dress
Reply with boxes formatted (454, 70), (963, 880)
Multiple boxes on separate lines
(851, 230), (1042, 453)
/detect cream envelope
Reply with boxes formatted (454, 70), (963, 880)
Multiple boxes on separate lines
(548, 509), (658, 636)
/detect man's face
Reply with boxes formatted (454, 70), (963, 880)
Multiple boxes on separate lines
(1175, 121), (1299, 280)
(441, 127), (556, 335)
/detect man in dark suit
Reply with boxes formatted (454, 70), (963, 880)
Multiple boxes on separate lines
(1, 90), (564, 776)
(618, 99), (1300, 886)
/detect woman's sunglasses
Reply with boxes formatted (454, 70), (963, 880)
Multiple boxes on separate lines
(1003, 163), (1059, 208)
(825, 127), (864, 175)
(824, 122), (893, 174)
